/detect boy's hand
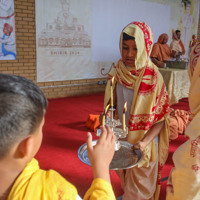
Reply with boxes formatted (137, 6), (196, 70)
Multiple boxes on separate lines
(86, 125), (115, 183)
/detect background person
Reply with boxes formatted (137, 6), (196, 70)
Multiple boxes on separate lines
(188, 34), (198, 57)
(150, 33), (174, 68)
(170, 30), (185, 60)
(189, 34), (198, 49)
(104, 21), (170, 200)
(0, 73), (116, 200)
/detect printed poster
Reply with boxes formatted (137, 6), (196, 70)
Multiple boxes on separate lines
(36, 0), (94, 82)
(0, 0), (16, 60)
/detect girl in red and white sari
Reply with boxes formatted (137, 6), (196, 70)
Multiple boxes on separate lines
(104, 22), (170, 200)
(166, 43), (200, 200)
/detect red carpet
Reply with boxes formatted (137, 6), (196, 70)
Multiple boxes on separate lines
(35, 93), (189, 199)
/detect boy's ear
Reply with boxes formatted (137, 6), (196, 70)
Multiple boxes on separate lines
(15, 136), (33, 159)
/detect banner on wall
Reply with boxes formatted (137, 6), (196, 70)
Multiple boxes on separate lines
(0, 0), (16, 60)
(36, 0), (94, 82)
(36, 0), (199, 82)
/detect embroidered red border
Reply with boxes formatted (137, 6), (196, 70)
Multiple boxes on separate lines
(131, 22), (153, 56)
(129, 83), (170, 131)
(138, 66), (157, 95)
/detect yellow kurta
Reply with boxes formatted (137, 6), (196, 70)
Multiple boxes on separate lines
(8, 158), (116, 200)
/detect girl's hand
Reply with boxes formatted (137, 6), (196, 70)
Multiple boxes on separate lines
(133, 140), (148, 152)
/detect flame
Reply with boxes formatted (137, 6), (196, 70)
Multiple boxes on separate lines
(111, 77), (114, 86)
(123, 102), (127, 113)
(105, 104), (110, 114)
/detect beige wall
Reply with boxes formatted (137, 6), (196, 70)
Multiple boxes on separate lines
(0, 0), (199, 99)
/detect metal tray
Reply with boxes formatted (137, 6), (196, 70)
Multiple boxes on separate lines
(77, 140), (143, 170)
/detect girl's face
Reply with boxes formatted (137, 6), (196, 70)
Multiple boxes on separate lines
(122, 39), (137, 68)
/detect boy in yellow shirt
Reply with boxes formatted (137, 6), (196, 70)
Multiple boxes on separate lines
(0, 73), (116, 200)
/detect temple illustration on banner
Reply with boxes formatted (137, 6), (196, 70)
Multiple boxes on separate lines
(38, 0), (91, 48)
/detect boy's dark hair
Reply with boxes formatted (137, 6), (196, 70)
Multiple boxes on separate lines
(123, 32), (135, 41)
(0, 73), (48, 159)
